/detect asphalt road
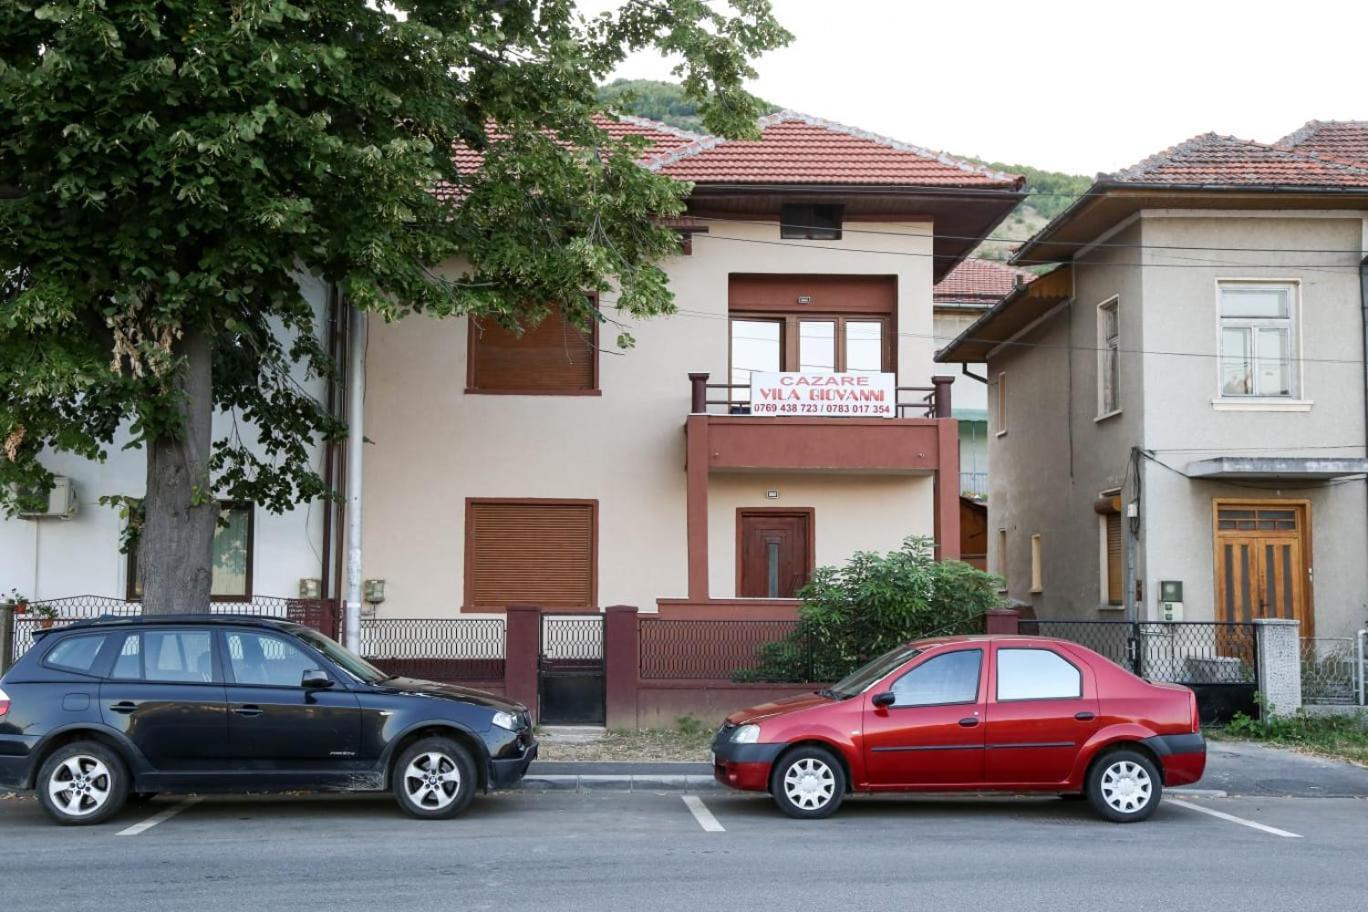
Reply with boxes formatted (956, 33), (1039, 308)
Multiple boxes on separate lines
(2, 782), (1364, 912)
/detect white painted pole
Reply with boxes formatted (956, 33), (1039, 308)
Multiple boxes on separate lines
(344, 305), (366, 652)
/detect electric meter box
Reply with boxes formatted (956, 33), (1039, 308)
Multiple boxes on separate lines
(1159, 580), (1184, 622)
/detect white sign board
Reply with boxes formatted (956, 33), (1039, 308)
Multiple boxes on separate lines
(748, 372), (897, 418)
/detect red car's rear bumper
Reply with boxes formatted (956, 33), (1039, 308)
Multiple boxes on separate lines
(1144, 733), (1207, 786)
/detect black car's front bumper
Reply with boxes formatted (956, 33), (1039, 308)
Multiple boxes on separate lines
(488, 739), (538, 789)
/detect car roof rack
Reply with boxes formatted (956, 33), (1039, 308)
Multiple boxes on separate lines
(31, 613), (301, 638)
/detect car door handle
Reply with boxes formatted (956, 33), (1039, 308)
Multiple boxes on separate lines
(958, 717), (980, 727)
(109, 701), (138, 714)
(1074, 711), (1096, 721)
(232, 705), (263, 718)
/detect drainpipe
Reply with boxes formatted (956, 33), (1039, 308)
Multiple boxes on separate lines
(344, 304), (366, 652)
(1360, 253), (1368, 582)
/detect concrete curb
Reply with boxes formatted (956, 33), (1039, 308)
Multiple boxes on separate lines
(518, 774), (721, 793)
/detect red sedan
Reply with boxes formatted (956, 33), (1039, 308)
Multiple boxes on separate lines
(712, 635), (1205, 822)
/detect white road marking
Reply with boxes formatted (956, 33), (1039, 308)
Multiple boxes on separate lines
(116, 798), (202, 836)
(1166, 797), (1302, 839)
(682, 795), (725, 832)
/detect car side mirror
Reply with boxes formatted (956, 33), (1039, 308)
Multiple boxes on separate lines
(872, 691), (896, 708)
(301, 669), (334, 689)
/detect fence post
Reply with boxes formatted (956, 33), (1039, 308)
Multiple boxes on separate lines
(0, 605), (13, 676)
(983, 608), (1019, 635)
(504, 604), (541, 721)
(1253, 618), (1302, 718)
(603, 605), (640, 731)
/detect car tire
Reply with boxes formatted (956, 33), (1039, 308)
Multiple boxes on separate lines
(393, 737), (478, 820)
(1087, 748), (1162, 823)
(36, 741), (130, 826)
(770, 746), (846, 819)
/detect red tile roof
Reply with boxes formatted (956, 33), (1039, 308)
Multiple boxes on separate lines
(934, 258), (1035, 306)
(647, 112), (1021, 188)
(1275, 120), (1368, 167)
(1110, 132), (1368, 188)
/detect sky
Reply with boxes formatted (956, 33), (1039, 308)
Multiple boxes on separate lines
(585, 0), (1367, 175)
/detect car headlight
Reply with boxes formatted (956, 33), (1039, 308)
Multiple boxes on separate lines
(731, 724), (760, 744)
(491, 711), (519, 731)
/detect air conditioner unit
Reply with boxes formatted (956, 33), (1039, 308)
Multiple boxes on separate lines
(13, 477), (78, 520)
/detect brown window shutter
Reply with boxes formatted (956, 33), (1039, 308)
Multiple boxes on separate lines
(467, 501), (595, 609)
(470, 310), (596, 391)
(1106, 512), (1123, 605)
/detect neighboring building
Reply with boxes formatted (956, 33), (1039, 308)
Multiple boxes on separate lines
(933, 258), (1034, 497)
(937, 124), (1368, 640)
(0, 112), (1024, 621)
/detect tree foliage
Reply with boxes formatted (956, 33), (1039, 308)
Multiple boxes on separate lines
(0, 0), (789, 610)
(737, 537), (1002, 683)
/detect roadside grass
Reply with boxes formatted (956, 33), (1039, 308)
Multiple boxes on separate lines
(536, 716), (715, 762)
(1210, 711), (1368, 765)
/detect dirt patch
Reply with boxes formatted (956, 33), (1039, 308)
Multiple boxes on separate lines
(536, 728), (713, 762)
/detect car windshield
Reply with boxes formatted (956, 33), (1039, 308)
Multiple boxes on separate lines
(828, 645), (924, 699)
(293, 628), (392, 685)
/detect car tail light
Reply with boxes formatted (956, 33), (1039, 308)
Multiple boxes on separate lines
(0, 687), (9, 719)
(1189, 690), (1200, 733)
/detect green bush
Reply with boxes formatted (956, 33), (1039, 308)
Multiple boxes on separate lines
(735, 537), (1002, 683)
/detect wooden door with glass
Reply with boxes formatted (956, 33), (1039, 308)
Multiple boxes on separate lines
(737, 510), (813, 598)
(1213, 500), (1312, 635)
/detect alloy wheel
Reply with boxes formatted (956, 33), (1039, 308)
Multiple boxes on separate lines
(783, 757), (835, 811)
(403, 751), (462, 811)
(48, 755), (113, 819)
(1099, 759), (1153, 814)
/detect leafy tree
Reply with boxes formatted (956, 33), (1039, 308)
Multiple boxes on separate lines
(737, 537), (1001, 683)
(598, 77), (778, 131)
(0, 1), (790, 612)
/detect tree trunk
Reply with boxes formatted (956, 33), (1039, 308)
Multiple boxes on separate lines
(139, 329), (218, 614)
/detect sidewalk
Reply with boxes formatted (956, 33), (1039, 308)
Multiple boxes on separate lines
(523, 741), (1368, 796)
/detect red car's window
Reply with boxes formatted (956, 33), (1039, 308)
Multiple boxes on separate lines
(996, 648), (1082, 701)
(889, 649), (982, 707)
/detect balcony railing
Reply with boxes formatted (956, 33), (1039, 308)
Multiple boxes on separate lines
(689, 373), (954, 418)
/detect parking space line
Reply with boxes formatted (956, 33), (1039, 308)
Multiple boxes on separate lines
(1166, 797), (1302, 839)
(116, 798), (202, 837)
(682, 795), (725, 832)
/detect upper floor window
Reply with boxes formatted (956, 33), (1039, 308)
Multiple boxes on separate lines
(1097, 297), (1120, 416)
(1219, 282), (1297, 398)
(729, 316), (889, 389)
(467, 305), (598, 395)
(127, 501), (253, 601)
(780, 204), (843, 241)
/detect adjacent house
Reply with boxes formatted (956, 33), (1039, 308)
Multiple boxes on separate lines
(936, 122), (1368, 640)
(933, 258), (1035, 497)
(0, 112), (1025, 624)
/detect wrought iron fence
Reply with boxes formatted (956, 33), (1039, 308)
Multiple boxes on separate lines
(639, 619), (808, 681)
(1300, 637), (1361, 706)
(358, 617), (506, 682)
(7, 594), (313, 660)
(1019, 619), (1257, 683)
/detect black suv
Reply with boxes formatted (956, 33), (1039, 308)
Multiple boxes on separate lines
(0, 615), (536, 825)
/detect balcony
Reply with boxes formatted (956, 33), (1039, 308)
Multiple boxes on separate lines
(686, 372), (956, 474)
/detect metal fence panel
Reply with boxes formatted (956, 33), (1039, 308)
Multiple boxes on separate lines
(358, 617), (506, 682)
(639, 619), (807, 681)
(1300, 636), (1360, 706)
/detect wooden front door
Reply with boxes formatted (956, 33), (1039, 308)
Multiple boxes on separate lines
(738, 510), (813, 598)
(1213, 501), (1312, 634)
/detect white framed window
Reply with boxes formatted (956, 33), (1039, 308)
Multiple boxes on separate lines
(1097, 297), (1120, 417)
(1217, 281), (1299, 400)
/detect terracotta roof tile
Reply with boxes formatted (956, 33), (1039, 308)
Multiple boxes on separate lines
(1275, 120), (1368, 167)
(934, 258), (1035, 305)
(649, 112), (1021, 188)
(1109, 132), (1368, 189)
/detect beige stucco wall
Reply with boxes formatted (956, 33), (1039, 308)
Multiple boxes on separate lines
(360, 218), (939, 616)
(706, 473), (934, 598)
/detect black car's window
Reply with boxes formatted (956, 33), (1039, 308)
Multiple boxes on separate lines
(143, 631), (215, 683)
(225, 631), (318, 688)
(890, 649), (982, 706)
(111, 633), (141, 679)
(996, 648), (1082, 701)
(293, 628), (390, 685)
(44, 635), (107, 675)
